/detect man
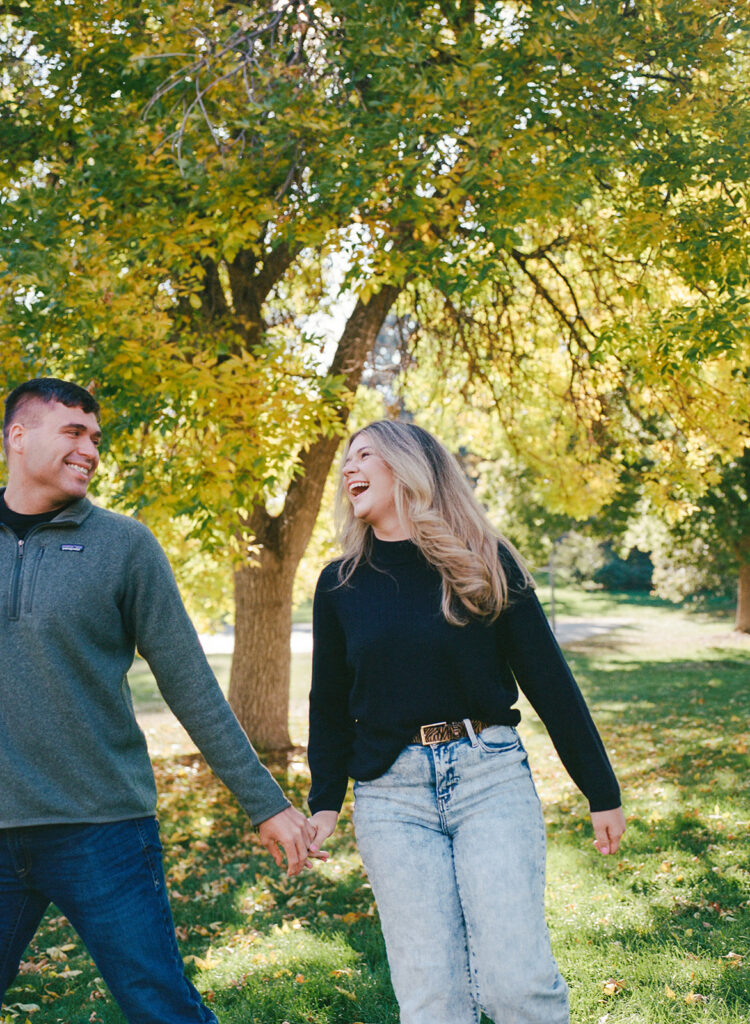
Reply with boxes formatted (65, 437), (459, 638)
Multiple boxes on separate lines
(0, 378), (314, 1023)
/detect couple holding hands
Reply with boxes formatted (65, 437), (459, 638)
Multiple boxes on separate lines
(0, 377), (624, 1024)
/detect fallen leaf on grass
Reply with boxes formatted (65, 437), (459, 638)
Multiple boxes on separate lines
(601, 978), (625, 996)
(722, 951), (744, 967)
(17, 959), (48, 975)
(338, 911), (367, 924)
(684, 993), (709, 1004)
(665, 985), (676, 999)
(183, 950), (216, 970)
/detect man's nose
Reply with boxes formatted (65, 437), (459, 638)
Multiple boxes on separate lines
(78, 436), (99, 460)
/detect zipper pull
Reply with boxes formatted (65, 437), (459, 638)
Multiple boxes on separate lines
(18, 538), (24, 556)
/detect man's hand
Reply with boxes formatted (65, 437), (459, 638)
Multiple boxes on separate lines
(257, 806), (316, 877)
(590, 806), (626, 856)
(308, 810), (339, 859)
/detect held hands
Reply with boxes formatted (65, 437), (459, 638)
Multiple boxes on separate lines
(258, 806), (329, 877)
(590, 806), (626, 856)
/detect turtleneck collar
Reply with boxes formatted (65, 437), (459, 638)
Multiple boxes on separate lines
(369, 534), (422, 566)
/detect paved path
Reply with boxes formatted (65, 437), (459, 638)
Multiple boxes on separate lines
(199, 619), (630, 655)
(554, 619), (631, 645)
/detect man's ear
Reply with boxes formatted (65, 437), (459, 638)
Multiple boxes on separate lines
(5, 421), (25, 456)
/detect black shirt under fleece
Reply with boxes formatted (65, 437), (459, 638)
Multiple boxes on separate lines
(308, 536), (621, 815)
(0, 492), (65, 539)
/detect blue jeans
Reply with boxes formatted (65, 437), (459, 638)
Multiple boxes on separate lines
(353, 726), (569, 1024)
(0, 817), (217, 1024)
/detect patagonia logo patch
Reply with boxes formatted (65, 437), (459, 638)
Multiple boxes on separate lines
(60, 544), (84, 552)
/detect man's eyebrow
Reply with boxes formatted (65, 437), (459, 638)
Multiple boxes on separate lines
(62, 421), (102, 440)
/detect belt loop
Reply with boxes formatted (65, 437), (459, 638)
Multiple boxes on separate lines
(463, 718), (478, 747)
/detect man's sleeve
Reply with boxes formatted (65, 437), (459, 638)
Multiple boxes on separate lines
(121, 522), (290, 826)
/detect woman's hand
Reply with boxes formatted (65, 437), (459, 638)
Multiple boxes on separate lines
(590, 806), (626, 856)
(308, 810), (340, 859)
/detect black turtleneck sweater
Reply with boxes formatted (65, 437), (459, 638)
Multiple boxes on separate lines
(308, 537), (621, 815)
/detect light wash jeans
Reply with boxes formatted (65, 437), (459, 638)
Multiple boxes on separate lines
(353, 726), (569, 1024)
(0, 817), (217, 1023)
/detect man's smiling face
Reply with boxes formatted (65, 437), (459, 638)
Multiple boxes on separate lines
(7, 398), (101, 512)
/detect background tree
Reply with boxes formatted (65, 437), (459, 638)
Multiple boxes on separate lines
(1, 0), (749, 748)
(645, 447), (750, 631)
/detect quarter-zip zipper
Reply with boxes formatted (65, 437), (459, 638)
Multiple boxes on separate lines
(9, 537), (25, 621)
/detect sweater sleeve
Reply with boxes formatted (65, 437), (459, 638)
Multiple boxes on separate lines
(307, 567), (355, 814)
(496, 559), (621, 812)
(121, 523), (290, 827)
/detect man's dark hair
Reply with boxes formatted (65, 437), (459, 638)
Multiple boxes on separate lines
(3, 378), (100, 451)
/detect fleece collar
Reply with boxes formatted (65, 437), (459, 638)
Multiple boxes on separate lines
(0, 488), (95, 527)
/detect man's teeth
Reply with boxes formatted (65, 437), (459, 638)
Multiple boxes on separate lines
(67, 464), (89, 477)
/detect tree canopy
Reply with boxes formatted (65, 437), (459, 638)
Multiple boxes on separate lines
(3, 1), (749, 512)
(2, 0), (750, 738)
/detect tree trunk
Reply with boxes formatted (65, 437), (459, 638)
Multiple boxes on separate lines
(736, 562), (750, 633)
(229, 545), (297, 751)
(228, 283), (400, 749)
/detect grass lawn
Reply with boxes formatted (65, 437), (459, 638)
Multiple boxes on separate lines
(2, 589), (748, 1024)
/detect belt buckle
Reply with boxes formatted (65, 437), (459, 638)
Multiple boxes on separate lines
(420, 720), (448, 745)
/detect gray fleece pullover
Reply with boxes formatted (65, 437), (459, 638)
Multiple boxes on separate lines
(0, 493), (290, 828)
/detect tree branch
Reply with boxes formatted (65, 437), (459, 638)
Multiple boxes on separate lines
(510, 248), (593, 354)
(249, 282), (400, 555)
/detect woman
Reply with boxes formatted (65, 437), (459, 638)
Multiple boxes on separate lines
(307, 420), (625, 1024)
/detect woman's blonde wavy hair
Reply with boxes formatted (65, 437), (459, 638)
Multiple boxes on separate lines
(336, 420), (533, 624)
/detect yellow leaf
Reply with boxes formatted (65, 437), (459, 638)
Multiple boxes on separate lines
(665, 984), (676, 999)
(340, 911), (365, 924)
(185, 949), (216, 970)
